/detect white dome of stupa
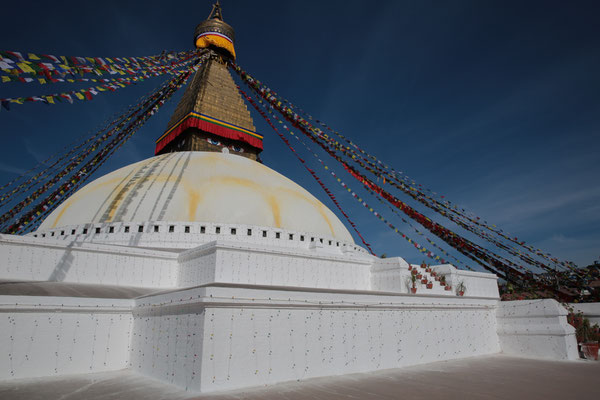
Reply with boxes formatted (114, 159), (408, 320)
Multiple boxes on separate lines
(37, 151), (354, 242)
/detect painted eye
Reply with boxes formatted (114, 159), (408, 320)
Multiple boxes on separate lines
(231, 146), (244, 153)
(207, 138), (221, 146)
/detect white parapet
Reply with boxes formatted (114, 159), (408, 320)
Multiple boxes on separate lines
(0, 296), (133, 380)
(372, 261), (500, 298)
(0, 234), (178, 288)
(497, 299), (579, 360)
(0, 228), (508, 393)
(371, 257), (410, 293)
(431, 264), (500, 298)
(130, 284), (500, 393)
(178, 240), (373, 290)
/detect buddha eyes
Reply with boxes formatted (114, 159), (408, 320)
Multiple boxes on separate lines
(206, 138), (244, 153)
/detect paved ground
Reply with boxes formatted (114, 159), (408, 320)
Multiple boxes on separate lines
(0, 355), (598, 400)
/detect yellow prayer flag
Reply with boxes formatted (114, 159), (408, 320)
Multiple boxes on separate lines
(17, 62), (35, 73)
(75, 92), (85, 100)
(38, 78), (47, 84)
(28, 53), (40, 60)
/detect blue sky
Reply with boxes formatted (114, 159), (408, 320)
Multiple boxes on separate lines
(1, 0), (599, 269)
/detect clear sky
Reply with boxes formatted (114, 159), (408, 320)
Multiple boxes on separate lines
(1, 0), (598, 269)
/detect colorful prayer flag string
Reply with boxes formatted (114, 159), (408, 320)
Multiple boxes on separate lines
(231, 63), (583, 282)
(0, 53), (206, 233)
(241, 86), (472, 269)
(271, 84), (580, 274)
(233, 63), (582, 295)
(0, 56), (198, 109)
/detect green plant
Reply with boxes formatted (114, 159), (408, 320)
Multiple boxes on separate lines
(506, 282), (514, 294)
(440, 275), (446, 285)
(405, 275), (417, 293)
(456, 281), (466, 295)
(577, 318), (600, 343)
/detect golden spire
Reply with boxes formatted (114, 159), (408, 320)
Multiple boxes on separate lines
(155, 2), (261, 160)
(208, 0), (224, 20)
(194, 1), (236, 60)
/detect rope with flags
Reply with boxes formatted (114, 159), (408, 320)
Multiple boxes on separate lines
(269, 88), (581, 275)
(0, 51), (207, 234)
(238, 87), (375, 255)
(0, 42), (591, 297)
(0, 52), (199, 109)
(0, 50), (195, 79)
(0, 79), (168, 207)
(240, 86), (477, 269)
(231, 62), (587, 296)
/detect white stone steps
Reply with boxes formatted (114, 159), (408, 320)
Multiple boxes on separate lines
(410, 265), (456, 296)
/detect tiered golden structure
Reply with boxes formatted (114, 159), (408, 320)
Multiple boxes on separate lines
(155, 1), (262, 160)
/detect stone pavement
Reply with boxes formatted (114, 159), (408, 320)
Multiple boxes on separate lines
(1, 355), (598, 400)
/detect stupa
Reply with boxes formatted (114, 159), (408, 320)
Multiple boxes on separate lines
(0, 2), (579, 394)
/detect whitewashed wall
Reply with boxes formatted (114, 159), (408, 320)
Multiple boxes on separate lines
(372, 260), (499, 298)
(432, 264), (500, 298)
(31, 222), (366, 254)
(497, 299), (579, 360)
(0, 296), (133, 380)
(131, 285), (500, 393)
(178, 241), (373, 290)
(1, 229), (506, 393)
(0, 235), (178, 288)
(371, 257), (410, 293)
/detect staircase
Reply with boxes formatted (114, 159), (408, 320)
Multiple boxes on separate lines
(409, 263), (454, 296)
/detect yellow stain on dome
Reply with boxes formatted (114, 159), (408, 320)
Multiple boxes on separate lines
(103, 157), (172, 222)
(50, 175), (136, 228)
(50, 158), (168, 227)
(190, 155), (337, 234)
(275, 186), (336, 236)
(315, 202), (335, 236)
(43, 153), (347, 240)
(184, 175), (281, 226)
(187, 188), (202, 221)
(50, 202), (70, 229)
(266, 194), (282, 228)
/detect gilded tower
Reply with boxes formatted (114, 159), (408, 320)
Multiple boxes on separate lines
(154, 2), (262, 160)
